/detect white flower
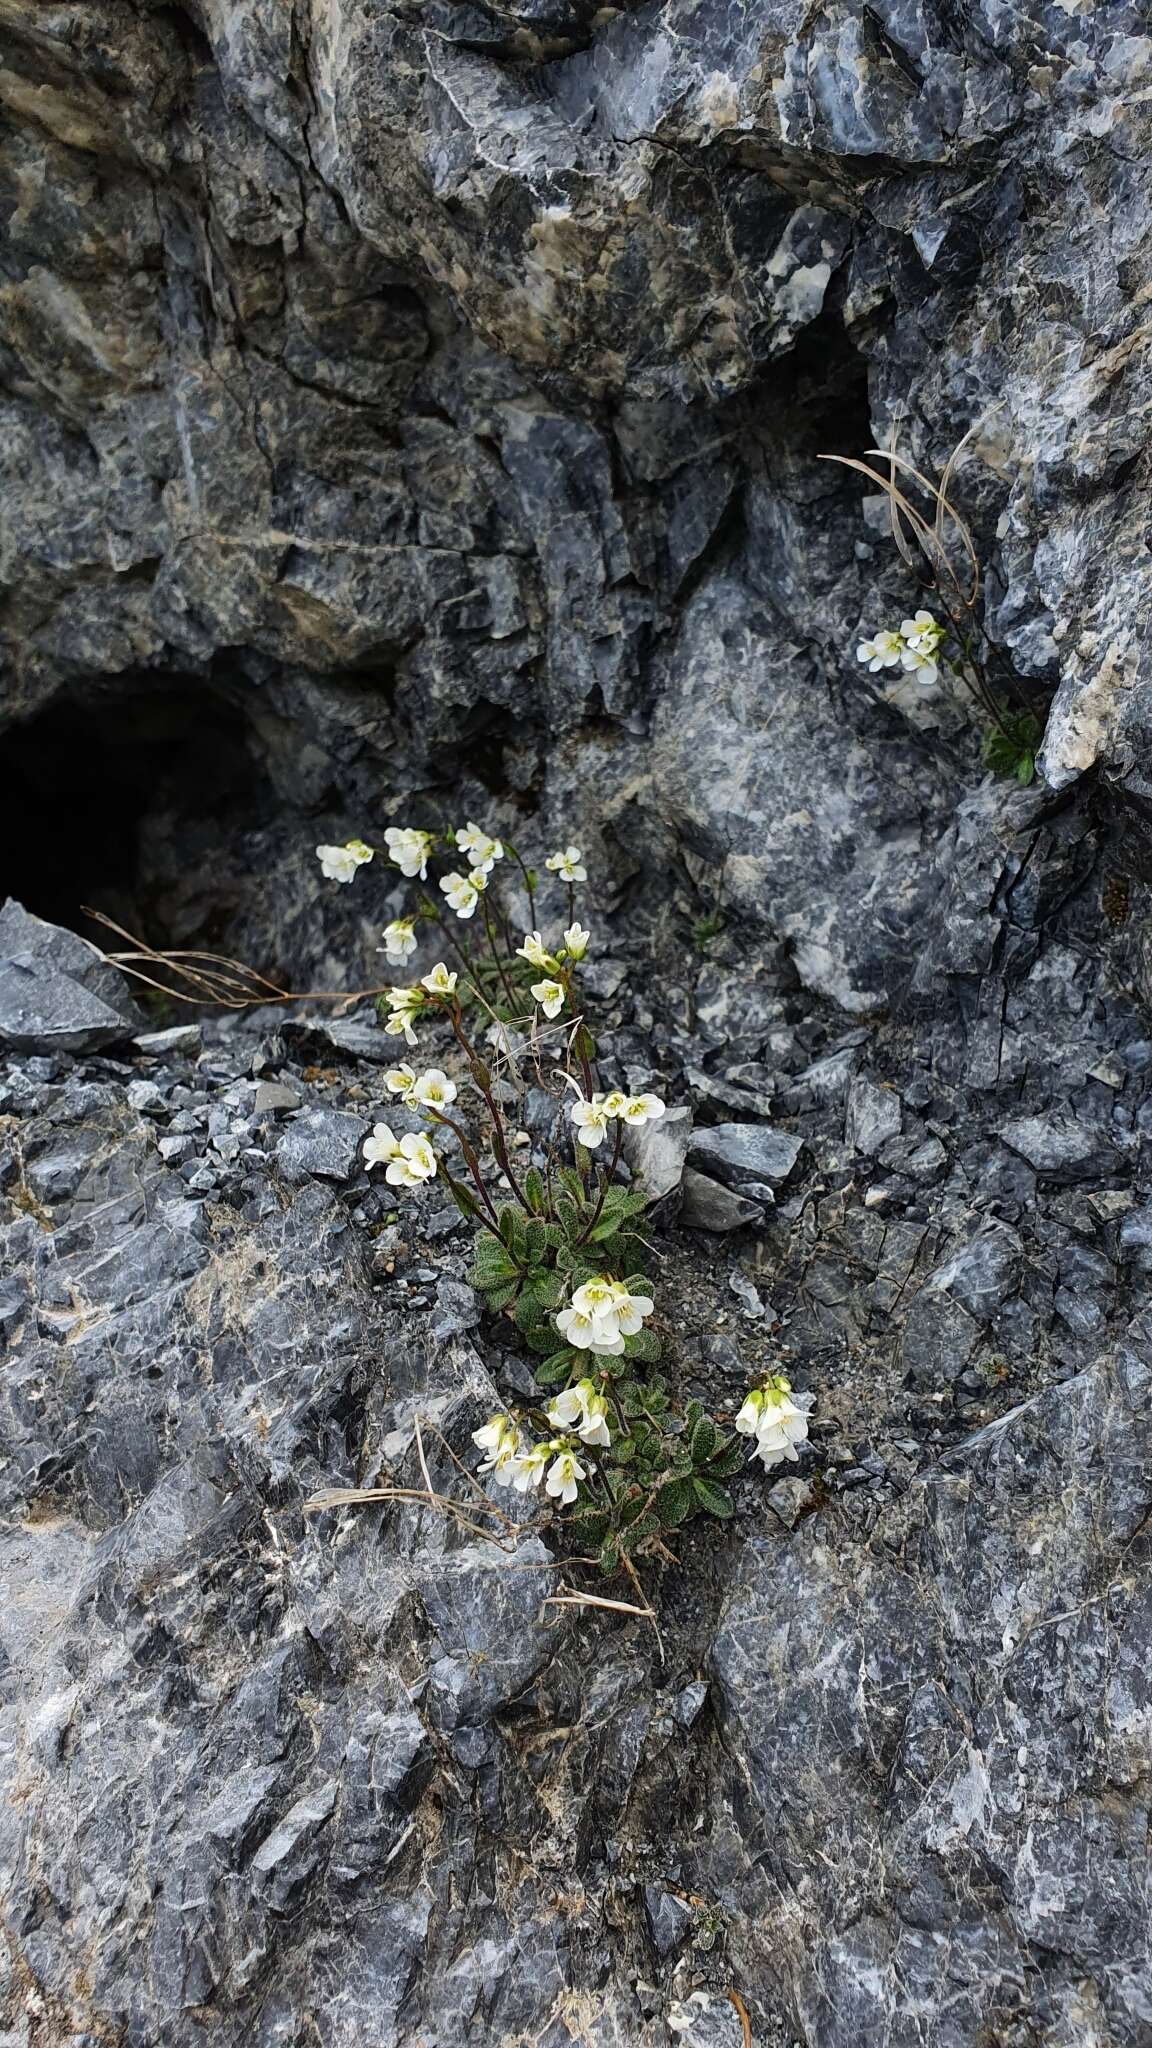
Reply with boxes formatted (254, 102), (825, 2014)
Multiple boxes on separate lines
(382, 986), (422, 1046)
(855, 631), (903, 674)
(531, 978), (565, 1020)
(316, 839), (374, 884)
(899, 642), (940, 686)
(455, 822), (504, 875)
(383, 1007), (419, 1046)
(363, 1122), (403, 1170)
(555, 1303), (625, 1356)
(440, 869), (487, 920)
(748, 1377), (813, 1470)
(735, 1390), (766, 1437)
(384, 826), (433, 880)
(569, 1094), (610, 1149)
(901, 608), (944, 654)
(599, 1089), (628, 1117)
(411, 1067), (458, 1111)
(569, 1276), (620, 1323)
(620, 1092), (665, 1127)
(547, 1377), (612, 1448)
(473, 1413), (522, 1477)
(421, 961), (458, 996)
(516, 931), (555, 970)
(384, 1062), (419, 1102)
(545, 845), (587, 884)
(505, 1442), (550, 1492)
(563, 922), (590, 961)
(384, 1131), (439, 1189)
(545, 1447), (587, 1505)
(605, 1281), (653, 1337)
(380, 917), (418, 965)
(363, 1122), (438, 1187)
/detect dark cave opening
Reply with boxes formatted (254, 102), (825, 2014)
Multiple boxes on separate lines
(0, 683), (274, 950)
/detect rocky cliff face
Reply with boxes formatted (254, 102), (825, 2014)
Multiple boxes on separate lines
(2, 4), (1152, 2045)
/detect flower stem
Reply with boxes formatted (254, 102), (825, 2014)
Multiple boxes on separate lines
(447, 1002), (533, 1215)
(575, 1122), (624, 1246)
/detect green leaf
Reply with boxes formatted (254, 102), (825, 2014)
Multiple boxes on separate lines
(622, 1328), (662, 1363)
(612, 1436), (638, 1464)
(513, 1293), (548, 1336)
(692, 1476), (734, 1519)
(655, 1478), (694, 1528)
(598, 1535), (620, 1575)
(523, 1218), (550, 1264)
(534, 1351), (577, 1386)
(526, 1324), (561, 1355)
(690, 1414), (718, 1464)
(472, 1231), (516, 1280)
(524, 1167), (546, 1213)
(482, 1279), (518, 1312)
(707, 1439), (746, 1478)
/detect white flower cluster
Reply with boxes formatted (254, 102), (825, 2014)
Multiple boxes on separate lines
(856, 609), (946, 690)
(362, 1124), (438, 1188)
(472, 1372), (612, 1504)
(734, 1376), (813, 1470)
(516, 924), (591, 1021)
(316, 838), (374, 884)
(439, 820), (504, 920)
(556, 1276), (654, 1356)
(377, 962), (458, 1046)
(383, 1063), (457, 1111)
(569, 1088), (665, 1149)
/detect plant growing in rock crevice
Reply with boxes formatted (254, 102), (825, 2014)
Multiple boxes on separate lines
(320, 817), (813, 1575)
(827, 430), (1045, 783)
(88, 814), (816, 1580)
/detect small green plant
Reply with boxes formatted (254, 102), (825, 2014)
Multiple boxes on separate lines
(823, 427), (1046, 781)
(982, 708), (1042, 786)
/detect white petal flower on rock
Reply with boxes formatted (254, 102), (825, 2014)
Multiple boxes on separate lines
(855, 631), (903, 674)
(547, 1378), (612, 1448)
(569, 1094), (610, 1149)
(363, 1122), (402, 1169)
(555, 1304), (625, 1355)
(473, 1413), (522, 1477)
(316, 839), (374, 883)
(516, 931), (554, 969)
(440, 869), (486, 919)
(544, 1447), (587, 1505)
(380, 917), (418, 965)
(563, 922), (590, 960)
(383, 826), (433, 879)
(411, 1067), (457, 1111)
(621, 1092), (665, 1127)
(545, 846), (587, 883)
(384, 1132), (438, 1189)
(455, 822), (504, 874)
(747, 1377), (813, 1470)
(421, 962), (458, 996)
(898, 643), (940, 687)
(505, 1443), (550, 1491)
(900, 609), (944, 654)
(384, 1062), (419, 1101)
(530, 978), (565, 1020)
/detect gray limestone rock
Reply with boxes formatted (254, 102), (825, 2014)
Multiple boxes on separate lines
(680, 1170), (765, 1234)
(275, 1107), (370, 1183)
(0, 900), (141, 1054)
(688, 1123), (805, 1191)
(623, 1104), (692, 1204)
